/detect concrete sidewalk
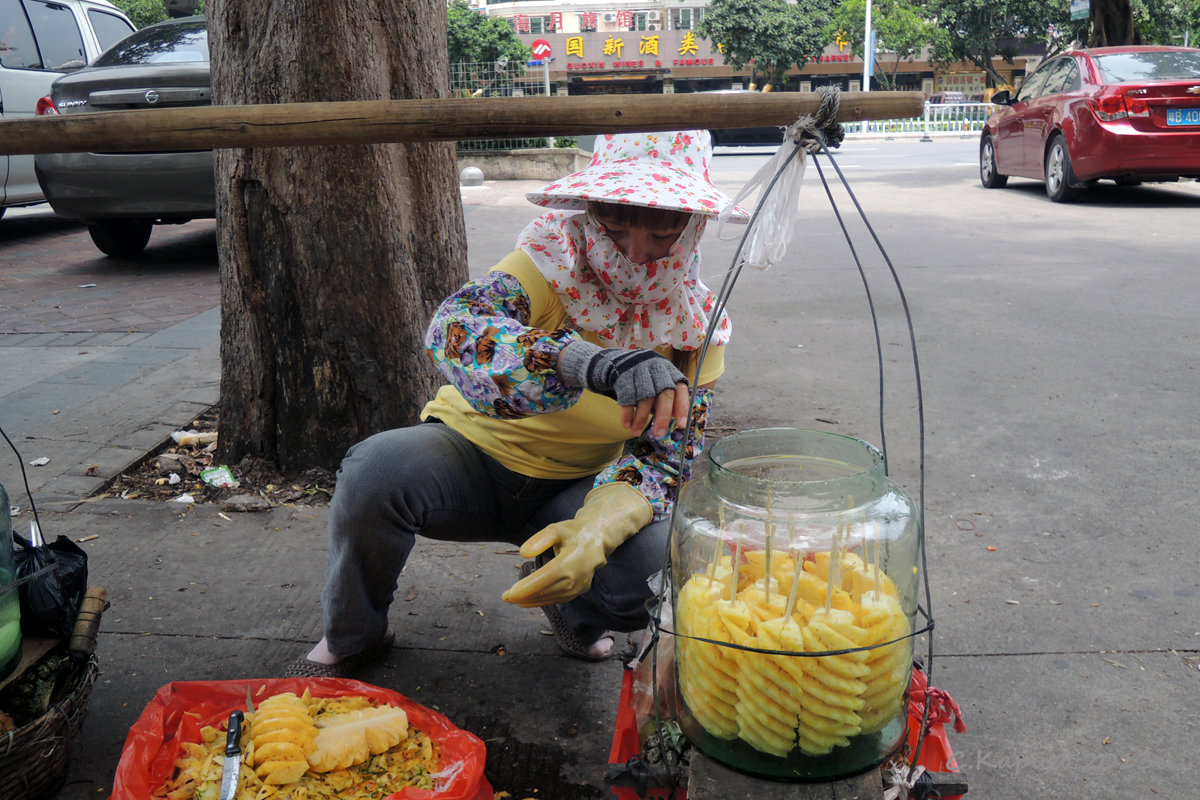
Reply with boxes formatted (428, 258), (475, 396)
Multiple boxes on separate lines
(3, 168), (1198, 800)
(0, 199), (628, 799)
(6, 310), (629, 800)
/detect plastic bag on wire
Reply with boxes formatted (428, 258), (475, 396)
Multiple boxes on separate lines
(13, 524), (88, 638)
(714, 132), (808, 271)
(629, 572), (678, 733)
(713, 86), (845, 272)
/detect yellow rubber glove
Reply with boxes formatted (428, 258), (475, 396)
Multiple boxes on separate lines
(501, 483), (653, 608)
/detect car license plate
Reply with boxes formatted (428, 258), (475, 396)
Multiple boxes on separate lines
(1166, 108), (1200, 126)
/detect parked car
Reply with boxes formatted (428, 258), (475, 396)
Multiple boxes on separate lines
(979, 45), (1200, 202)
(0, 0), (135, 217)
(699, 89), (786, 147)
(35, 15), (213, 256)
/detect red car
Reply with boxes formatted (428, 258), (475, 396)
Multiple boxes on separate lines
(979, 46), (1200, 201)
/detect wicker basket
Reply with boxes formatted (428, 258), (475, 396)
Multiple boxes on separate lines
(0, 657), (100, 800)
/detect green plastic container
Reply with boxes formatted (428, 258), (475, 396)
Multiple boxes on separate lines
(0, 482), (22, 680)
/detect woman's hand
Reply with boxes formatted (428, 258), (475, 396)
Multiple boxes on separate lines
(558, 341), (689, 436)
(622, 380), (689, 437)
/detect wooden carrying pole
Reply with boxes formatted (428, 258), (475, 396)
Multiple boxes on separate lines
(0, 91), (924, 156)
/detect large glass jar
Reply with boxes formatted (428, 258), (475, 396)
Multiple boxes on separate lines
(0, 482), (22, 681)
(670, 428), (920, 781)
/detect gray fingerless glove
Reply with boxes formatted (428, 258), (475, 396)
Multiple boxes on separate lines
(559, 340), (687, 406)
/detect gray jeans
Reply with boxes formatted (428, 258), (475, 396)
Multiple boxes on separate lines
(320, 422), (669, 656)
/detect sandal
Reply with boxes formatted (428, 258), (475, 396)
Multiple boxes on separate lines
(284, 626), (396, 679)
(519, 561), (613, 662)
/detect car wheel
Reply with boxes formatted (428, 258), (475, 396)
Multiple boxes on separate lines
(979, 135), (1008, 188)
(88, 220), (153, 257)
(1044, 135), (1079, 202)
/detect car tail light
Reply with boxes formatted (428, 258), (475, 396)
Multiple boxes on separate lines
(36, 96), (59, 116)
(1092, 92), (1126, 120)
(1124, 96), (1150, 117)
(1092, 88), (1151, 121)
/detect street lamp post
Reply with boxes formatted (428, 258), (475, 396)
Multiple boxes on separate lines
(862, 0), (872, 132)
(541, 57), (557, 146)
(862, 0), (872, 93)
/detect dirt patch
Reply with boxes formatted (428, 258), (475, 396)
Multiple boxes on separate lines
(102, 408), (335, 507)
(103, 416), (739, 508)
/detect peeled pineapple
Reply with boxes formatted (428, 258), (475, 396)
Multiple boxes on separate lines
(250, 692), (318, 784)
(735, 610), (808, 757)
(675, 573), (740, 740)
(308, 705), (410, 773)
(794, 608), (868, 754)
(675, 543), (912, 759)
(245, 693), (413, 780)
(856, 590), (912, 734)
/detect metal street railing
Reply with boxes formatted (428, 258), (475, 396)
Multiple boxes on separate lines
(850, 102), (994, 138)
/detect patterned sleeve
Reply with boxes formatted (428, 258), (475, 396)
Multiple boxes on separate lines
(592, 387), (713, 522)
(425, 271), (582, 419)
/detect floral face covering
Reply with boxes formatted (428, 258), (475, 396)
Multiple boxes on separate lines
(517, 209), (731, 352)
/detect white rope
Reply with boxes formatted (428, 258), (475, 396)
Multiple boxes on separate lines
(882, 763), (926, 800)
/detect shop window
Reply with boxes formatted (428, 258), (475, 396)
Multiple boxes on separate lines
(672, 8), (701, 31)
(527, 15), (562, 34)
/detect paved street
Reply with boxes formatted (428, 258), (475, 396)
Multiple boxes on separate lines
(2, 138), (1199, 799)
(0, 213), (217, 339)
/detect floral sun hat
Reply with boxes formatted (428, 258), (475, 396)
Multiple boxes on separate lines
(525, 130), (749, 223)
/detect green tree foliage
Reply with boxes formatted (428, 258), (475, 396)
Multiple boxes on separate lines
(932, 0), (1197, 85)
(824, 0), (949, 90)
(1072, 0), (1200, 47)
(110, 0), (170, 28)
(447, 0), (530, 65)
(928, 0), (1073, 87)
(698, 0), (833, 91)
(1121, 0), (1200, 46)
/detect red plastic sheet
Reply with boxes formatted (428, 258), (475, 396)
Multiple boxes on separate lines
(110, 677), (492, 800)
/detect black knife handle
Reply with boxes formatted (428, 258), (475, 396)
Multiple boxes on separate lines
(226, 710), (244, 757)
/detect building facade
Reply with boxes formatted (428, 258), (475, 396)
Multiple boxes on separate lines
(468, 0), (1032, 99)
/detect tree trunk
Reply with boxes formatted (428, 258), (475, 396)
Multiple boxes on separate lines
(880, 61), (900, 92)
(969, 54), (1007, 90)
(1090, 0), (1140, 46)
(208, 0), (467, 472)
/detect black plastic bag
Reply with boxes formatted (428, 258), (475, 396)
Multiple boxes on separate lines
(13, 531), (88, 638)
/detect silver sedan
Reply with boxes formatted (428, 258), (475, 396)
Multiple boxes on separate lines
(35, 16), (213, 257)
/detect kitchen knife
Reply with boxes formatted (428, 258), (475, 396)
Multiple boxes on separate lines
(218, 710), (245, 800)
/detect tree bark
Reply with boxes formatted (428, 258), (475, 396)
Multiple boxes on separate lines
(208, 0), (467, 472)
(1089, 0), (1140, 47)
